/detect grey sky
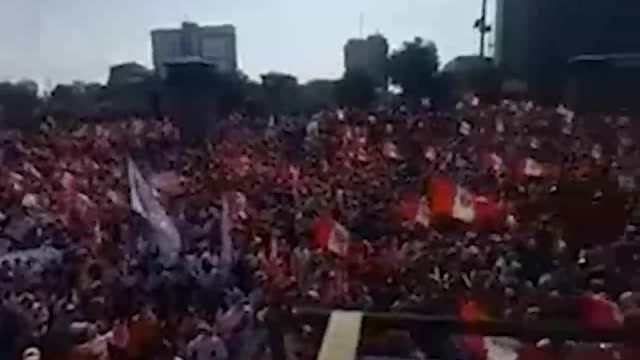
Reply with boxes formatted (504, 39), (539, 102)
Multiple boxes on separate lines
(0, 0), (494, 88)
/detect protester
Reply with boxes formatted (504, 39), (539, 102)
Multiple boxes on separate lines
(0, 100), (637, 359)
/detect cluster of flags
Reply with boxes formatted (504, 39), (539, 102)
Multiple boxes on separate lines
(312, 175), (506, 257)
(127, 156), (250, 272)
(458, 294), (627, 360)
(313, 213), (351, 257)
(312, 169), (628, 264)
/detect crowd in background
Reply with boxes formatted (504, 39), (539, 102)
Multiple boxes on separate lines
(0, 98), (639, 359)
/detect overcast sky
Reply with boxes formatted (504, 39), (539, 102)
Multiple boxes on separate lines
(0, 0), (494, 88)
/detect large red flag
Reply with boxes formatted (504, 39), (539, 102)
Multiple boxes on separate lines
(429, 177), (502, 227)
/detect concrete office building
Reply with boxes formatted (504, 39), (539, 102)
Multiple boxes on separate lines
(151, 22), (237, 77)
(344, 34), (389, 87)
(494, 0), (529, 78)
(494, 0), (640, 95)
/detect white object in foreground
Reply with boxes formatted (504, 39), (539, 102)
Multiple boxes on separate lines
(317, 311), (363, 360)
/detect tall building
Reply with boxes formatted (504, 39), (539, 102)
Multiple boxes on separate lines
(151, 22), (237, 77)
(344, 34), (389, 87)
(494, 0), (529, 78)
(494, 0), (640, 95)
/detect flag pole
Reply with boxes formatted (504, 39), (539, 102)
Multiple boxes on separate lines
(478, 0), (488, 57)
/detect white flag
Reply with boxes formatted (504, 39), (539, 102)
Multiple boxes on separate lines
(484, 337), (520, 360)
(128, 157), (181, 265)
(452, 186), (476, 223)
(496, 119), (505, 134)
(328, 221), (350, 256)
(460, 121), (472, 136)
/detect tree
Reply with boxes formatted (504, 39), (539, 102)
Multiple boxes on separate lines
(300, 79), (337, 113)
(48, 82), (105, 122)
(389, 37), (439, 102)
(103, 63), (158, 118)
(261, 72), (301, 115)
(335, 69), (376, 109)
(241, 79), (268, 118)
(215, 71), (251, 117)
(0, 81), (42, 129)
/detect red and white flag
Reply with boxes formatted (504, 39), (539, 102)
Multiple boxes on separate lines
(460, 300), (521, 360)
(313, 214), (350, 257)
(429, 177), (501, 226)
(430, 177), (476, 223)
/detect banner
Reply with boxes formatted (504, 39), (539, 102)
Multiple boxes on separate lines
(128, 157), (181, 265)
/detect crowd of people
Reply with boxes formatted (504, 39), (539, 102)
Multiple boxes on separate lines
(0, 98), (639, 359)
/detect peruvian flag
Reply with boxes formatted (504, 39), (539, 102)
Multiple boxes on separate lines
(429, 176), (501, 227)
(460, 300), (521, 360)
(313, 214), (350, 257)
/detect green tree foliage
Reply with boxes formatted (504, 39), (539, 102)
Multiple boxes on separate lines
(102, 64), (158, 118)
(261, 72), (301, 115)
(300, 79), (337, 113)
(389, 37), (439, 102)
(216, 71), (251, 117)
(241, 79), (268, 118)
(0, 81), (42, 129)
(49, 82), (105, 122)
(335, 69), (376, 109)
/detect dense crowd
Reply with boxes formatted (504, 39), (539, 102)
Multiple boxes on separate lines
(0, 99), (639, 360)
